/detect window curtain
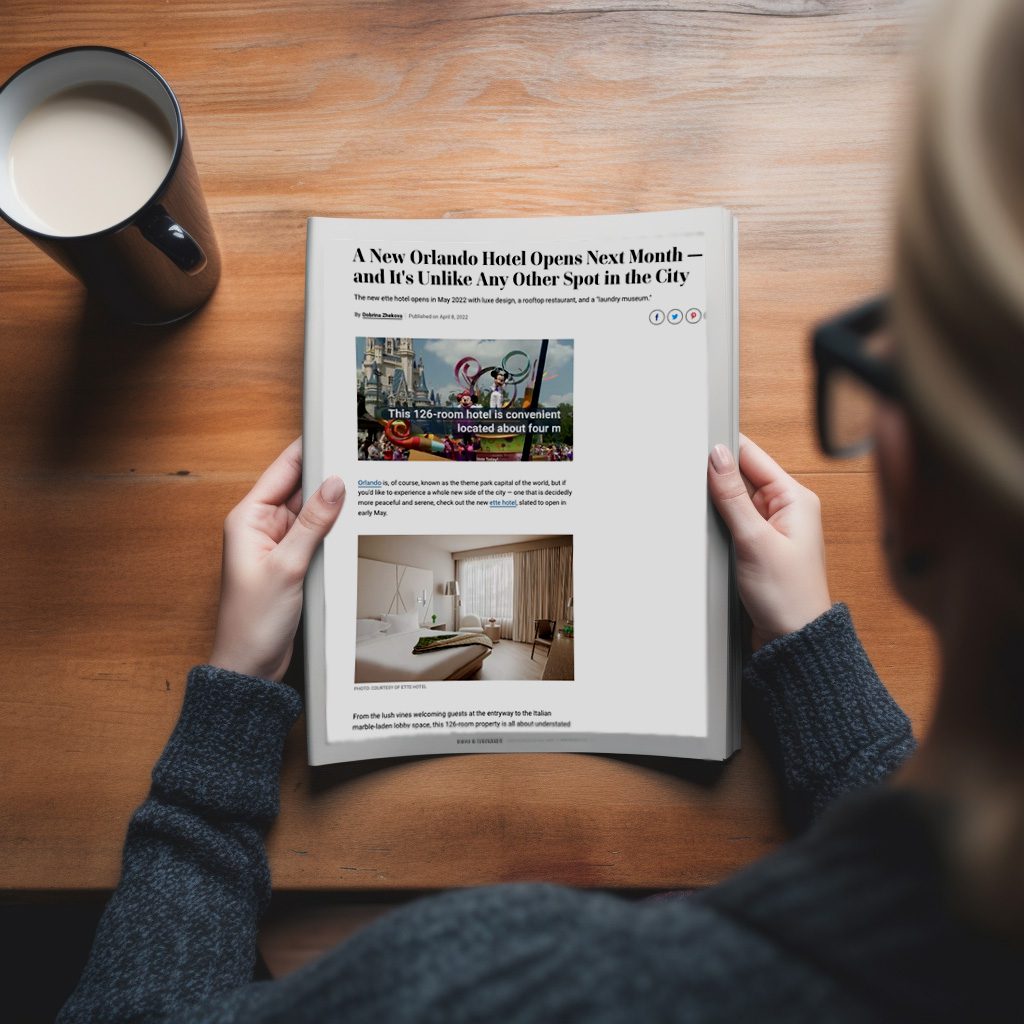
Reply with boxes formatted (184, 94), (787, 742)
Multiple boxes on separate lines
(456, 553), (514, 638)
(512, 545), (573, 642)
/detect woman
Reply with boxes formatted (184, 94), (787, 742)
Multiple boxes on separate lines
(60, 2), (1022, 1020)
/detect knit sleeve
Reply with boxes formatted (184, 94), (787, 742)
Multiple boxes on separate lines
(57, 666), (302, 1024)
(743, 603), (916, 834)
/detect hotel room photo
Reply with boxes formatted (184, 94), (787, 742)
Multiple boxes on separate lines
(354, 534), (574, 684)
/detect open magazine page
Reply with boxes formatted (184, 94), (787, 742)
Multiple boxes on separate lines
(309, 210), (729, 762)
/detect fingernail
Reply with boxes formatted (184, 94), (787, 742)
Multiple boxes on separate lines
(710, 444), (734, 473)
(321, 476), (345, 503)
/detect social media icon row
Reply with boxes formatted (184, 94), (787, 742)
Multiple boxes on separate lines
(650, 308), (702, 325)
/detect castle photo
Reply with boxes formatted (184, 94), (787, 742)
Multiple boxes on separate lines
(357, 336), (439, 419)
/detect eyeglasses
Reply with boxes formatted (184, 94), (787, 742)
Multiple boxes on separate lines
(812, 297), (901, 458)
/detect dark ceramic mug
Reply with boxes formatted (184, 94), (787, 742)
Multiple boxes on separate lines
(0, 47), (220, 325)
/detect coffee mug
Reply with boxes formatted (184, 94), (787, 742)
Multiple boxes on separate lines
(0, 47), (220, 325)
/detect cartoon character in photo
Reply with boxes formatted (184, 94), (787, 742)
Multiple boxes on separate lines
(489, 368), (509, 409)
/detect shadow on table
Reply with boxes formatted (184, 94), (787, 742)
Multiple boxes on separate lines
(41, 295), (206, 468)
(307, 751), (732, 795)
(602, 752), (731, 788)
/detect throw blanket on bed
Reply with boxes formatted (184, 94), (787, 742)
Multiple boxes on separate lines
(412, 633), (493, 655)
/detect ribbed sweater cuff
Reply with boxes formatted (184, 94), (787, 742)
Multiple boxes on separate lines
(151, 666), (303, 824)
(743, 603), (914, 828)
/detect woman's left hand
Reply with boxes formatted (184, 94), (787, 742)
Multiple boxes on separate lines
(209, 438), (345, 682)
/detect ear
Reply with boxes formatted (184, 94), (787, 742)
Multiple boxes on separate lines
(873, 402), (944, 615)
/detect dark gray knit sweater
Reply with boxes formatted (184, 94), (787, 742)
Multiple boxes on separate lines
(57, 605), (1019, 1022)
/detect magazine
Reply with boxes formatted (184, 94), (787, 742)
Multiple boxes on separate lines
(303, 208), (739, 765)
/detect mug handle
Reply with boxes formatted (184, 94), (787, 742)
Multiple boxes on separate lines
(138, 205), (208, 276)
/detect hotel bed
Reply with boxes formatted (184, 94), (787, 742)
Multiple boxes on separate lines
(355, 624), (491, 684)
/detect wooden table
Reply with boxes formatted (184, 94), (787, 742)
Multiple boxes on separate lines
(0, 0), (936, 895)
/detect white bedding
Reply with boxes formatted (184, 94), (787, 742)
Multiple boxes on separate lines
(354, 628), (490, 684)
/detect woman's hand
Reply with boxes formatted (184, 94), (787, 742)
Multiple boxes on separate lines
(209, 438), (345, 681)
(707, 434), (832, 650)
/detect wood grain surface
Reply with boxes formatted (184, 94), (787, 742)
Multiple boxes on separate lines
(0, 0), (937, 891)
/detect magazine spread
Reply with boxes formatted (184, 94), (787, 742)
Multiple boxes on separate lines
(303, 209), (739, 765)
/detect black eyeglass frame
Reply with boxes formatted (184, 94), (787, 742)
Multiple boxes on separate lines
(812, 296), (901, 457)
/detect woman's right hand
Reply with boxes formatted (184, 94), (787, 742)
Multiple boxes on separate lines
(210, 438), (345, 682)
(707, 434), (832, 650)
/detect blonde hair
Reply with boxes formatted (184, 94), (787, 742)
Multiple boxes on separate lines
(894, 0), (1024, 937)
(894, 0), (1024, 515)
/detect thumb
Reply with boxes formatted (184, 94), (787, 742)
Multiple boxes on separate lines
(278, 475), (346, 574)
(707, 444), (766, 545)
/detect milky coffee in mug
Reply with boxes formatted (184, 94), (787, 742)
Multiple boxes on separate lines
(0, 47), (220, 324)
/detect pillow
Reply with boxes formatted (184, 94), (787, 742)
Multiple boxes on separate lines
(382, 611), (420, 635)
(356, 618), (388, 640)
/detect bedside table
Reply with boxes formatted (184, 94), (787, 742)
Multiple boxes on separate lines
(428, 623), (449, 631)
(483, 624), (501, 643)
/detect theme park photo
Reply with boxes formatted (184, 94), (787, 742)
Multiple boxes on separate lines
(355, 337), (574, 462)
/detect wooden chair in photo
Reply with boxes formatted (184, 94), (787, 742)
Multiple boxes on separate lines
(531, 618), (556, 660)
